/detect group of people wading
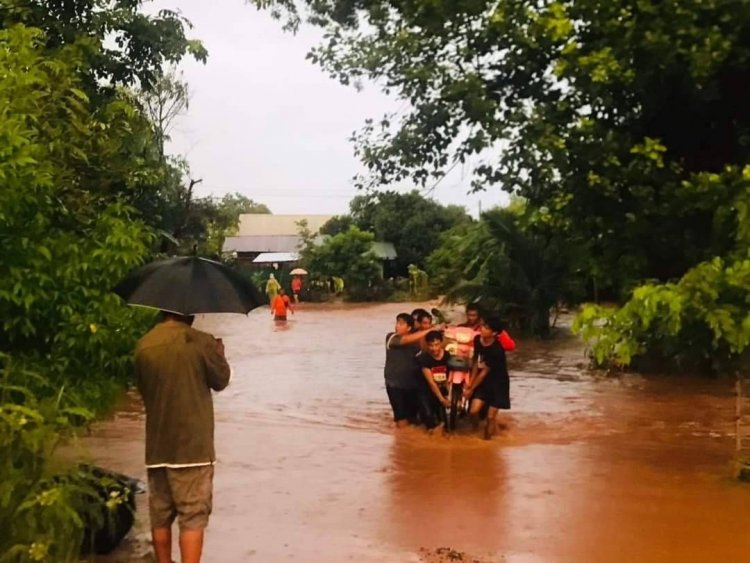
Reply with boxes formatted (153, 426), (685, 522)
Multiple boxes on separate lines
(384, 304), (515, 439)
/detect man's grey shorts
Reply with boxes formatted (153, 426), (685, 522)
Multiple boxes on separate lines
(147, 465), (214, 530)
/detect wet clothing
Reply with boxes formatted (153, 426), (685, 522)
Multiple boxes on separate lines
(384, 332), (421, 422)
(135, 322), (230, 468)
(417, 350), (452, 387)
(416, 386), (447, 429)
(416, 350), (452, 429)
(386, 386), (419, 423)
(472, 335), (510, 410)
(291, 278), (302, 295)
(265, 277), (281, 302)
(147, 465), (214, 530)
(498, 330), (516, 351)
(384, 333), (420, 389)
(458, 323), (516, 351)
(272, 294), (292, 320)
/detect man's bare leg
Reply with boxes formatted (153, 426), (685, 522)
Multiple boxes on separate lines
(484, 406), (499, 440)
(469, 398), (485, 432)
(179, 528), (205, 563)
(152, 527), (172, 563)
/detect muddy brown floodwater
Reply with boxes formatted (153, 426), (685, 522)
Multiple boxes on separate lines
(86, 302), (750, 563)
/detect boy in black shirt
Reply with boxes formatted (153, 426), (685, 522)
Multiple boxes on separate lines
(463, 315), (511, 439)
(385, 313), (435, 427)
(416, 330), (452, 430)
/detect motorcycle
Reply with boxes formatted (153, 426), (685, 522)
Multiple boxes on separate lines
(443, 326), (479, 431)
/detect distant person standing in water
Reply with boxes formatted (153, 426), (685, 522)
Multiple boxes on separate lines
(265, 274), (281, 308)
(459, 303), (481, 330)
(291, 276), (302, 303)
(271, 288), (294, 321)
(460, 303), (516, 351)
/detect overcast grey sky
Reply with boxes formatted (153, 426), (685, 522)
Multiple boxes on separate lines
(150, 0), (509, 216)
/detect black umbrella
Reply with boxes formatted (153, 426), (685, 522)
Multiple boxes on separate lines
(113, 256), (264, 315)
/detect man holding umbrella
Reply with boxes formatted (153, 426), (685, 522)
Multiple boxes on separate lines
(290, 267), (307, 303)
(135, 312), (229, 563)
(116, 256), (263, 563)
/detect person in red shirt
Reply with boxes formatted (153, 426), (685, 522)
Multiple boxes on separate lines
(459, 303), (481, 330)
(271, 288), (294, 321)
(291, 276), (303, 303)
(459, 303), (516, 351)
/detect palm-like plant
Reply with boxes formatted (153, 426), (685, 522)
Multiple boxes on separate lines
(445, 209), (583, 336)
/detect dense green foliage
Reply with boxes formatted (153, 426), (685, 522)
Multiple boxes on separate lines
(0, 0), (207, 93)
(319, 214), (355, 236)
(0, 25), (158, 403)
(319, 190), (469, 276)
(574, 165), (750, 372)
(428, 206), (584, 335)
(300, 226), (385, 300)
(257, 0), (750, 369)
(0, 0), (220, 556)
(0, 375), (99, 562)
(349, 190), (470, 274)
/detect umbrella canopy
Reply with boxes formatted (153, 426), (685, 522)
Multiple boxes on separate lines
(290, 268), (308, 275)
(113, 256), (264, 315)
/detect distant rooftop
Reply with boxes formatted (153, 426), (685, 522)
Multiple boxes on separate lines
(237, 214), (334, 237)
(253, 252), (300, 264)
(223, 235), (302, 254)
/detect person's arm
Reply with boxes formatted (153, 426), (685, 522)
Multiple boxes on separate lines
(287, 297), (295, 314)
(390, 327), (441, 347)
(499, 330), (516, 351)
(465, 365), (489, 398)
(465, 343), (484, 397)
(204, 337), (231, 391)
(422, 367), (450, 407)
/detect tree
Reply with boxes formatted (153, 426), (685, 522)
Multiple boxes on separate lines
(0, 25), (155, 395)
(349, 190), (470, 274)
(302, 226), (383, 300)
(1, 0), (207, 93)
(429, 207), (585, 336)
(574, 166), (750, 372)
(257, 0), (749, 292)
(255, 0), (750, 368)
(0, 18), (207, 558)
(201, 193), (271, 257)
(137, 69), (190, 163)
(320, 214), (354, 236)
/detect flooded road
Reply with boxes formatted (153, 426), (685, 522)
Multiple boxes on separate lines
(87, 303), (750, 562)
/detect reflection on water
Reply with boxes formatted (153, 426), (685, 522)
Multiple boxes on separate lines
(88, 303), (750, 563)
(383, 431), (508, 552)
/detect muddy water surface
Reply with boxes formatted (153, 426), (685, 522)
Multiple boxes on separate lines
(88, 303), (750, 563)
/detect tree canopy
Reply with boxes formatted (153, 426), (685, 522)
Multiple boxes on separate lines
(348, 190), (470, 274)
(1, 0), (207, 93)
(252, 0), (750, 369)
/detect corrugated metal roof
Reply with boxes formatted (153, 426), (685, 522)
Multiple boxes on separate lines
(223, 235), (302, 253)
(237, 214), (334, 236)
(223, 235), (398, 260)
(253, 252), (300, 263)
